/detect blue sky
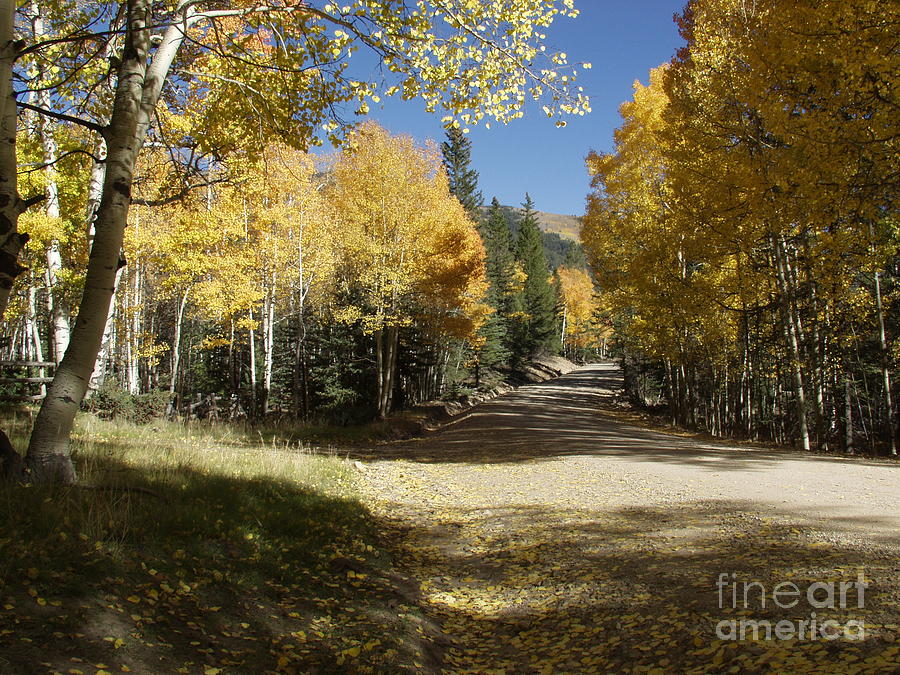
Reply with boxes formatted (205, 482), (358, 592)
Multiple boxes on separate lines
(362, 1), (687, 216)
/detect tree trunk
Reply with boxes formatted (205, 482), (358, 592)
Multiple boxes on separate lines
(0, 4), (32, 319)
(44, 241), (70, 361)
(248, 307), (257, 416)
(873, 268), (896, 456)
(376, 325), (399, 418)
(261, 279), (276, 416)
(166, 287), (189, 416)
(228, 319), (238, 393)
(293, 314), (309, 418)
(27, 0), (71, 364)
(773, 235), (810, 452)
(86, 266), (123, 394)
(560, 306), (567, 358)
(843, 367), (854, 455)
(85, 141), (107, 250)
(25, 0), (189, 482)
(124, 250), (142, 395)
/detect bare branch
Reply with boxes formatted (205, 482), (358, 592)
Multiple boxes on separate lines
(17, 149), (101, 174)
(16, 100), (106, 135)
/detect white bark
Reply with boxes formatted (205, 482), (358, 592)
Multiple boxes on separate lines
(873, 269), (896, 456)
(773, 235), (810, 452)
(44, 241), (70, 360)
(0, 1), (31, 318)
(85, 141), (107, 250)
(86, 266), (123, 393)
(166, 286), (190, 415)
(28, 2), (72, 364)
(262, 283), (275, 415)
(26, 0), (180, 481)
(125, 254), (142, 395)
(376, 325), (399, 418)
(248, 306), (257, 412)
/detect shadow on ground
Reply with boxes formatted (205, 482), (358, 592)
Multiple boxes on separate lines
(0, 454), (437, 675)
(354, 364), (896, 471)
(376, 496), (900, 673)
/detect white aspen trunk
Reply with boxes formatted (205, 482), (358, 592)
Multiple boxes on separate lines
(844, 369), (854, 455)
(85, 142), (107, 250)
(86, 266), (124, 394)
(124, 210), (142, 395)
(228, 319), (236, 392)
(28, 1), (71, 363)
(384, 328), (396, 417)
(262, 283), (275, 415)
(560, 306), (568, 359)
(166, 287), (190, 415)
(376, 325), (399, 418)
(873, 269), (896, 456)
(124, 310), (135, 394)
(126, 257), (142, 394)
(773, 235), (810, 452)
(25, 283), (47, 396)
(26, 282), (42, 362)
(248, 307), (257, 413)
(44, 241), (69, 362)
(375, 329), (385, 417)
(27, 283), (48, 399)
(293, 219), (307, 417)
(26, 0), (181, 482)
(0, 3), (31, 319)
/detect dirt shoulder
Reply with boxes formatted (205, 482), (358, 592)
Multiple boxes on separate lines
(359, 363), (900, 674)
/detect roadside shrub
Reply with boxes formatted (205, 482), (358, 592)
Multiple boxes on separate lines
(132, 390), (172, 423)
(85, 383), (170, 423)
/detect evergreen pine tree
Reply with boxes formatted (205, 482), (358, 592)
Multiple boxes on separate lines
(563, 242), (588, 269)
(470, 288), (510, 384)
(482, 197), (525, 364)
(481, 198), (516, 298)
(515, 194), (559, 358)
(441, 127), (483, 219)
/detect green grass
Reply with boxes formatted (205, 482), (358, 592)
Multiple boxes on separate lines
(0, 411), (434, 675)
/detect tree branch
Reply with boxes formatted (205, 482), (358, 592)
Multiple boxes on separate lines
(17, 149), (101, 174)
(16, 100), (106, 135)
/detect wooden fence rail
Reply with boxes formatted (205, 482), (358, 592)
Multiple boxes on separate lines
(0, 361), (56, 401)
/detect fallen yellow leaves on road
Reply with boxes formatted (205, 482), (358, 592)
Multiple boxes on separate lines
(363, 459), (900, 674)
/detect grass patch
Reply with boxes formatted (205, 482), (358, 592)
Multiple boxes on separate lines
(0, 411), (435, 674)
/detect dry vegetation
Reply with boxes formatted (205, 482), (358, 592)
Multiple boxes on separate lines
(0, 411), (435, 674)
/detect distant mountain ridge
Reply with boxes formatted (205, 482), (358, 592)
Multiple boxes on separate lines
(478, 204), (586, 271)
(478, 205), (582, 241)
(533, 210), (582, 241)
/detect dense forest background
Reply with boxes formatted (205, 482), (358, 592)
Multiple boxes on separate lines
(1, 0), (896, 462)
(3, 123), (603, 425)
(581, 0), (898, 456)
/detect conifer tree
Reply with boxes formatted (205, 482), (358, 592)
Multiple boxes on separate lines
(515, 194), (559, 358)
(482, 197), (527, 365)
(441, 128), (483, 219)
(481, 199), (517, 303)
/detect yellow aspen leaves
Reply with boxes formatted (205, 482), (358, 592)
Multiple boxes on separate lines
(329, 121), (488, 342)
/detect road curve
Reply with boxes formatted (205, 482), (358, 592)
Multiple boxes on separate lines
(361, 363), (900, 673)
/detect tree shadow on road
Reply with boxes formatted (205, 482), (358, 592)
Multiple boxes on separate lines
(0, 454), (435, 675)
(377, 497), (900, 673)
(355, 365), (896, 471)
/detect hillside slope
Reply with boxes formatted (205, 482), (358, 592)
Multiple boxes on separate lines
(534, 209), (582, 240)
(478, 204), (582, 241)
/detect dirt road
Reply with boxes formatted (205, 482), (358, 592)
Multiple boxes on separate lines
(361, 363), (900, 674)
